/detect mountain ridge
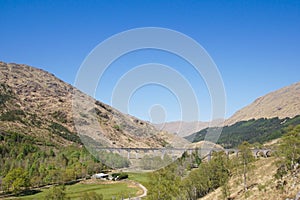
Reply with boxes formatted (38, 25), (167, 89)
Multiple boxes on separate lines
(158, 81), (300, 136)
(225, 81), (300, 125)
(0, 61), (174, 149)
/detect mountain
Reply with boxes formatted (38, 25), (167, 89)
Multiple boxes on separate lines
(226, 82), (300, 125)
(161, 82), (300, 136)
(186, 115), (300, 148)
(154, 121), (209, 137)
(185, 82), (300, 147)
(0, 61), (173, 149)
(0, 61), (192, 191)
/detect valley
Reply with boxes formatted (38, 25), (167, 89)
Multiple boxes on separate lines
(0, 62), (299, 200)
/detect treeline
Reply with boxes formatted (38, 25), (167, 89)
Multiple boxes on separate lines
(147, 125), (300, 200)
(186, 115), (300, 148)
(0, 131), (106, 195)
(146, 142), (253, 200)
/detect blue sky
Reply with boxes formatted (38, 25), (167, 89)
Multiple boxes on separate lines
(0, 0), (299, 122)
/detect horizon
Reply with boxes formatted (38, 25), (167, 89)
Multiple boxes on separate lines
(1, 0), (299, 122)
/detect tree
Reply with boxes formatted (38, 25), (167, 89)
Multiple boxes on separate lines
(277, 125), (300, 172)
(147, 166), (180, 200)
(209, 152), (231, 199)
(275, 125), (300, 188)
(45, 185), (68, 200)
(2, 168), (29, 194)
(237, 141), (254, 192)
(179, 151), (231, 200)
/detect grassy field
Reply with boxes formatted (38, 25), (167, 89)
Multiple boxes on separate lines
(12, 182), (139, 200)
(127, 172), (151, 187)
(5, 172), (151, 200)
(6, 172), (149, 200)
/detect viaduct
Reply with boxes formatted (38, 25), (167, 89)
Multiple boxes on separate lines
(95, 147), (272, 161)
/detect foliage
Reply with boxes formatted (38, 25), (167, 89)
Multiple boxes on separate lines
(0, 93), (11, 105)
(113, 124), (122, 131)
(45, 185), (68, 200)
(146, 151), (231, 200)
(146, 165), (181, 200)
(0, 110), (25, 122)
(0, 131), (105, 196)
(111, 172), (128, 180)
(275, 125), (300, 191)
(2, 168), (29, 194)
(277, 125), (300, 172)
(0, 83), (13, 106)
(188, 115), (300, 148)
(236, 141), (255, 192)
(51, 111), (68, 123)
(180, 151), (231, 199)
(49, 122), (82, 143)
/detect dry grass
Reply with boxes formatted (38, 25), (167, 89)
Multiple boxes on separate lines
(199, 157), (300, 200)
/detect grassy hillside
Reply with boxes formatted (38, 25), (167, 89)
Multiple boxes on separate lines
(199, 157), (300, 200)
(186, 115), (300, 148)
(225, 82), (300, 125)
(144, 125), (300, 200)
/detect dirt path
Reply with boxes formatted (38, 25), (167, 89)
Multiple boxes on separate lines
(123, 180), (147, 200)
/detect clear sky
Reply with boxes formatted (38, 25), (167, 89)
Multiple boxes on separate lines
(0, 0), (299, 122)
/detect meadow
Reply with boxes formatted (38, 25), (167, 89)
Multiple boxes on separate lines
(12, 181), (140, 200)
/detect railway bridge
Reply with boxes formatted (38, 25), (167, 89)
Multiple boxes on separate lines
(95, 147), (272, 161)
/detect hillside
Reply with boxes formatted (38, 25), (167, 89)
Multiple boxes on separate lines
(199, 157), (300, 200)
(186, 115), (300, 148)
(226, 82), (300, 125)
(0, 61), (193, 176)
(159, 82), (300, 136)
(154, 121), (209, 137)
(0, 61), (192, 195)
(0, 61), (171, 149)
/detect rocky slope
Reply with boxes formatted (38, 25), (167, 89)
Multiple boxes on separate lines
(226, 82), (300, 125)
(0, 61), (176, 149)
(154, 121), (209, 137)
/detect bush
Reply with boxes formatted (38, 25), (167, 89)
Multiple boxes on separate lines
(45, 185), (68, 200)
(51, 111), (68, 123)
(0, 83), (13, 106)
(49, 122), (82, 144)
(0, 110), (25, 122)
(111, 172), (128, 180)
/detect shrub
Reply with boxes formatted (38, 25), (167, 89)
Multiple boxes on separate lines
(49, 122), (82, 144)
(0, 110), (25, 122)
(111, 172), (128, 180)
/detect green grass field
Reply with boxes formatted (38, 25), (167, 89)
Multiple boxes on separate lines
(13, 182), (138, 200)
(127, 172), (151, 187)
(6, 172), (151, 200)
